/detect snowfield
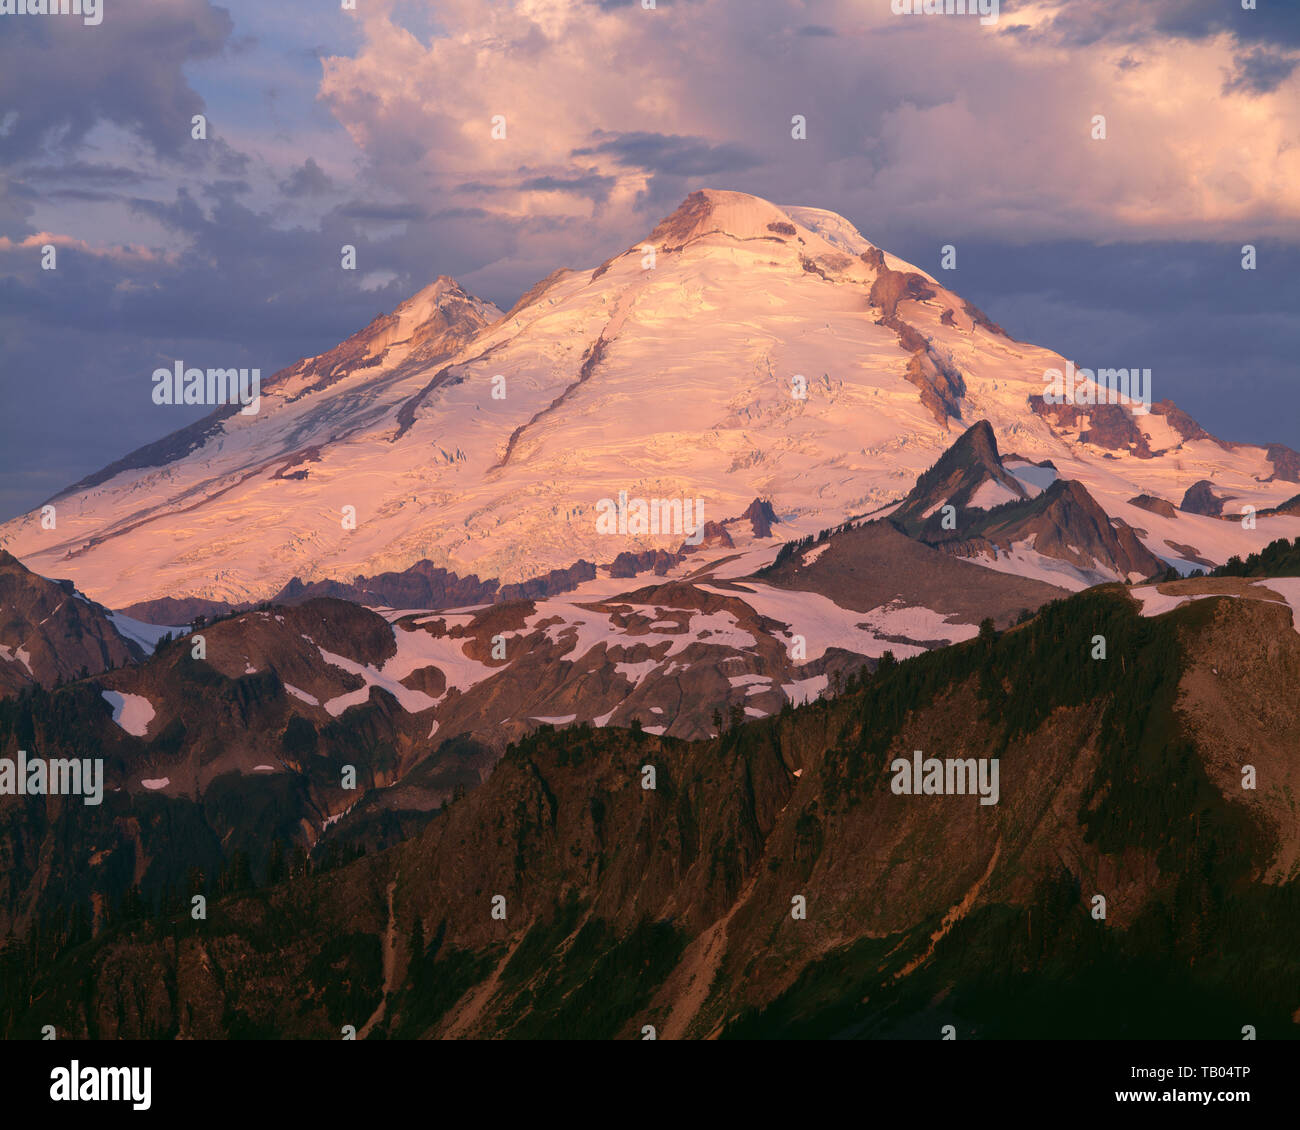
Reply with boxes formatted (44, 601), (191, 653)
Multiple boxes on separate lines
(3, 190), (1295, 610)
(101, 690), (155, 737)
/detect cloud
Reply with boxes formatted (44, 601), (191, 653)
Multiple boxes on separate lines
(1013, 0), (1300, 50)
(0, 0), (233, 161)
(571, 131), (762, 177)
(279, 156), (335, 197)
(1223, 47), (1299, 96)
(21, 161), (153, 186)
(336, 200), (425, 222)
(312, 0), (1300, 255)
(2, 0), (1300, 520)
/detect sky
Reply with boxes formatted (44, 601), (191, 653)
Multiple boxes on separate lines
(1, 0), (1297, 521)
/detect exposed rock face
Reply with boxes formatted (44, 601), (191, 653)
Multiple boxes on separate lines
(1153, 399), (1214, 444)
(0, 550), (143, 692)
(902, 345), (967, 427)
(1028, 396), (1152, 457)
(1266, 444), (1300, 483)
(740, 498), (779, 538)
(966, 478), (1165, 581)
(1180, 480), (1229, 517)
(891, 420), (1027, 536)
(758, 518), (1067, 626)
(607, 550), (678, 579)
(1262, 492), (1300, 518)
(1129, 494), (1178, 519)
(892, 421), (1164, 584)
(678, 521), (735, 554)
(275, 562), (500, 609)
(120, 596), (250, 624)
(273, 559), (599, 609)
(646, 188), (716, 249)
(961, 299), (1009, 338)
(866, 255), (936, 319)
(500, 562), (599, 601)
(859, 250), (967, 426)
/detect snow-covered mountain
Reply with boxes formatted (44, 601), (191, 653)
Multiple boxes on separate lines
(3, 189), (1298, 608)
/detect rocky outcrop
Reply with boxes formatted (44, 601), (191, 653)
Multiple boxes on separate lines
(1180, 480), (1230, 517)
(1129, 494), (1178, 519)
(740, 498), (779, 538)
(0, 551), (143, 693)
(607, 550), (679, 579)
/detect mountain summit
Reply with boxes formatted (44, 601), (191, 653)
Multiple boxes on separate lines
(2, 190), (1297, 606)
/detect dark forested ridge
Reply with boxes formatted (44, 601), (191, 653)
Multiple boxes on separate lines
(4, 579), (1298, 1039)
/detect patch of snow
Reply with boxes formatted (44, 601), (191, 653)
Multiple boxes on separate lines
(615, 658), (661, 685)
(801, 541), (831, 566)
(1004, 461), (1058, 495)
(283, 684), (320, 706)
(318, 621), (499, 717)
(140, 777), (169, 790)
(857, 602), (979, 644)
(968, 478), (1021, 510)
(102, 690), (155, 737)
(782, 674), (828, 706)
(107, 612), (187, 654)
(1252, 578), (1300, 634)
(0, 644), (33, 675)
(1130, 585), (1205, 617)
(965, 540), (1103, 591)
(322, 801), (357, 830)
(700, 583), (926, 660)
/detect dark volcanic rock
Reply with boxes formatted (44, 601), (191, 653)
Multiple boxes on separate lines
(607, 550), (679, 579)
(1129, 494), (1178, 519)
(1180, 480), (1228, 517)
(740, 498), (779, 538)
(0, 550), (143, 693)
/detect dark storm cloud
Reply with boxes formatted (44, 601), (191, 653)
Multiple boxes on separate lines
(336, 200), (426, 222)
(518, 173), (617, 200)
(21, 162), (153, 186)
(43, 189), (120, 203)
(880, 232), (1300, 450)
(0, 176), (38, 238)
(0, 0), (233, 161)
(571, 131), (762, 177)
(453, 172), (616, 201)
(1223, 48), (1299, 96)
(1021, 0), (1300, 50)
(279, 157), (335, 198)
(201, 180), (253, 199)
